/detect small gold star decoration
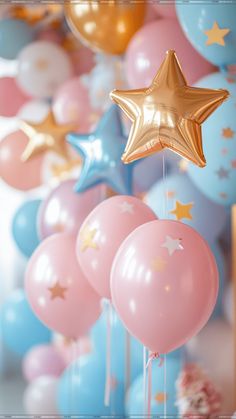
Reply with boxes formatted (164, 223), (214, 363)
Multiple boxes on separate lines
(170, 200), (194, 221)
(48, 281), (68, 300)
(204, 22), (230, 46)
(155, 392), (168, 404)
(20, 111), (76, 162)
(222, 127), (234, 139)
(110, 50), (228, 167)
(50, 158), (81, 179)
(79, 224), (99, 252)
(152, 257), (167, 272)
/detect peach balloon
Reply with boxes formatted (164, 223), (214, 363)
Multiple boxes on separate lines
(0, 131), (43, 190)
(125, 19), (215, 89)
(0, 77), (30, 117)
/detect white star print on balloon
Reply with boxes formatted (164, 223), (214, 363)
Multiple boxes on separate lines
(119, 201), (134, 214)
(161, 235), (184, 256)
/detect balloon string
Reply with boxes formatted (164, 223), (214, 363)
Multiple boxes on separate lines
(145, 352), (164, 415)
(125, 330), (131, 397)
(164, 353), (167, 418)
(104, 300), (112, 406)
(147, 354), (152, 416)
(143, 346), (147, 415)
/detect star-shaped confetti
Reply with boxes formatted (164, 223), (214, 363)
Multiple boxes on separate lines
(20, 111), (75, 162)
(152, 257), (167, 272)
(155, 392), (167, 404)
(79, 224), (99, 252)
(215, 167), (229, 179)
(67, 106), (133, 195)
(48, 281), (68, 300)
(119, 201), (134, 214)
(222, 127), (234, 139)
(204, 21), (230, 46)
(161, 235), (183, 256)
(110, 50), (228, 167)
(170, 200), (193, 221)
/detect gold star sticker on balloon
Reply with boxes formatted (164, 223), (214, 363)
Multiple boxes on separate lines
(204, 21), (230, 46)
(152, 257), (167, 272)
(222, 127), (234, 139)
(48, 281), (68, 300)
(110, 50), (228, 167)
(20, 111), (76, 162)
(155, 392), (167, 404)
(170, 200), (194, 221)
(80, 224), (99, 252)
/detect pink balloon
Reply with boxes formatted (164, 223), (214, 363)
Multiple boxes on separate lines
(25, 233), (101, 339)
(38, 180), (104, 239)
(23, 344), (66, 382)
(153, 4), (177, 19)
(54, 335), (92, 366)
(0, 77), (30, 117)
(37, 29), (62, 44)
(76, 195), (157, 299)
(125, 19), (215, 89)
(111, 220), (218, 354)
(52, 77), (101, 133)
(69, 46), (95, 76)
(0, 131), (43, 190)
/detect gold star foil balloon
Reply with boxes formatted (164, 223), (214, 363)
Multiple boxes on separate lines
(110, 50), (229, 167)
(20, 111), (75, 162)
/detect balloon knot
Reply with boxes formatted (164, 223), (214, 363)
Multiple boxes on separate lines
(146, 352), (164, 368)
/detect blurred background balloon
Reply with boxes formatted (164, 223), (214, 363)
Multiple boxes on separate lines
(57, 352), (124, 415)
(25, 233), (101, 338)
(65, 1), (146, 55)
(176, 3), (236, 66)
(38, 180), (104, 240)
(61, 32), (95, 76)
(125, 18), (215, 89)
(223, 282), (233, 326)
(187, 319), (234, 413)
(24, 375), (58, 415)
(18, 99), (50, 123)
(0, 289), (51, 357)
(52, 76), (101, 132)
(90, 307), (143, 383)
(126, 356), (182, 416)
(0, 131), (43, 190)
(145, 173), (227, 242)
(22, 344), (65, 382)
(12, 199), (41, 258)
(188, 72), (236, 206)
(0, 19), (34, 60)
(210, 242), (226, 319)
(154, 3), (177, 19)
(16, 41), (73, 98)
(0, 77), (30, 117)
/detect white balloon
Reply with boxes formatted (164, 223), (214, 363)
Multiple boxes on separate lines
(23, 375), (58, 415)
(187, 319), (234, 414)
(16, 41), (73, 98)
(18, 100), (50, 123)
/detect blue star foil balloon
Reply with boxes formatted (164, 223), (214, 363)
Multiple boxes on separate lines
(67, 106), (133, 195)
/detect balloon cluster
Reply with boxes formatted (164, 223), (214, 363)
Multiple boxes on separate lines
(1, 1), (236, 416)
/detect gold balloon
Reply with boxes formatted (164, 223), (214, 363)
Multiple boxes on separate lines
(110, 50), (229, 167)
(20, 112), (75, 162)
(10, 4), (62, 25)
(64, 1), (146, 55)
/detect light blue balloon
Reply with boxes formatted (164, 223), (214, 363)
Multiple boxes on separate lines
(0, 289), (51, 357)
(176, 4), (236, 66)
(126, 356), (182, 416)
(188, 72), (236, 206)
(209, 241), (226, 319)
(67, 106), (133, 195)
(90, 308), (143, 383)
(57, 352), (125, 416)
(145, 173), (227, 242)
(0, 19), (34, 60)
(12, 199), (41, 258)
